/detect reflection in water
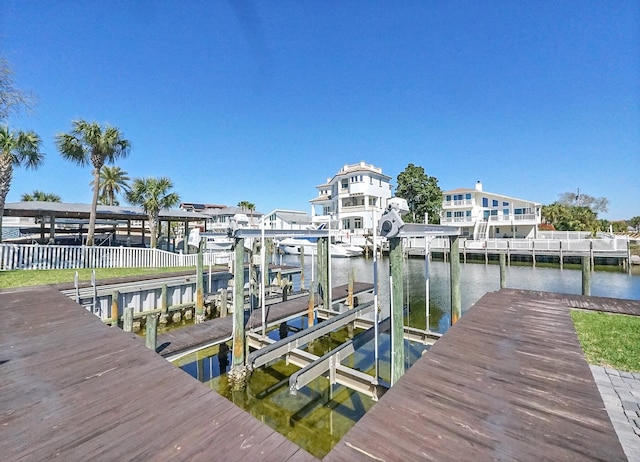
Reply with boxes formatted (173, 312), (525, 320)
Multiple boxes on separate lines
(175, 254), (640, 457)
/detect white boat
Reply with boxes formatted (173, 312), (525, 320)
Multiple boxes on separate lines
(277, 238), (364, 258)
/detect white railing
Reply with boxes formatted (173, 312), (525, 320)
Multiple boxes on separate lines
(0, 243), (230, 271)
(406, 237), (627, 255)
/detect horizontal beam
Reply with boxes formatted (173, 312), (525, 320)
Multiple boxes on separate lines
(396, 223), (461, 237)
(247, 301), (374, 370)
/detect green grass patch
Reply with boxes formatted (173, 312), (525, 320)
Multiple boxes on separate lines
(571, 310), (640, 372)
(0, 267), (197, 289)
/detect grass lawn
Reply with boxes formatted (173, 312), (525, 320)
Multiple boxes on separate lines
(0, 267), (198, 289)
(571, 310), (640, 372)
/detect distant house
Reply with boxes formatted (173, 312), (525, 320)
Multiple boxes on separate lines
(310, 161), (392, 238)
(179, 203), (263, 232)
(440, 182), (541, 240)
(263, 209), (312, 230)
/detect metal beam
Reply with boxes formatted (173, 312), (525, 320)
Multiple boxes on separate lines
(246, 301), (374, 370)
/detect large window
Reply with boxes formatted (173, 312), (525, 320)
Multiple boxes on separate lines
(482, 197), (488, 207)
(492, 199), (499, 207)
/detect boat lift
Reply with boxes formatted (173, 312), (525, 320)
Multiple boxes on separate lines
(225, 204), (461, 392)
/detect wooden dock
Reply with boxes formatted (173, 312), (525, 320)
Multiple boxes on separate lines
(324, 289), (632, 461)
(1, 283), (634, 461)
(0, 286), (315, 462)
(156, 282), (375, 359)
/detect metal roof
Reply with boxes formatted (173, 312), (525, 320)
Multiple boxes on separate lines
(3, 202), (209, 222)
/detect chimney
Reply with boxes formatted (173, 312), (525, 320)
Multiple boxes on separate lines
(475, 181), (483, 192)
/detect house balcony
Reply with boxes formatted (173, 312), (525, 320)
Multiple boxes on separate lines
(442, 199), (473, 208)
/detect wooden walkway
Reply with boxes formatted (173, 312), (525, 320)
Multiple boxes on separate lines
(0, 286), (315, 462)
(2, 283), (635, 461)
(324, 289), (630, 461)
(156, 282), (374, 359)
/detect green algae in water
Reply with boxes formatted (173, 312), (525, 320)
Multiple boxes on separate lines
(176, 321), (428, 458)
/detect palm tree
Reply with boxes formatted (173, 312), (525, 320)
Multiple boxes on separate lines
(56, 120), (130, 246)
(0, 125), (44, 242)
(126, 177), (180, 248)
(93, 165), (130, 206)
(21, 190), (61, 202)
(238, 200), (256, 224)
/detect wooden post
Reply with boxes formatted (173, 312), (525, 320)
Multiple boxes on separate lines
(220, 288), (228, 317)
(347, 270), (354, 309)
(389, 237), (405, 386)
(145, 314), (158, 351)
(450, 235), (461, 324)
(559, 241), (564, 270)
(111, 290), (119, 327)
(582, 255), (591, 296)
(229, 237), (247, 389)
(161, 284), (168, 315)
(299, 249), (305, 290)
(317, 236), (330, 309)
(499, 253), (506, 289)
(123, 306), (134, 332)
(195, 239), (205, 323)
(307, 281), (315, 328)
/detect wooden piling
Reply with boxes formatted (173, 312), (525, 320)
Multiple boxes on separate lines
(161, 284), (168, 315)
(389, 236), (405, 386)
(110, 290), (119, 327)
(299, 250), (305, 290)
(145, 313), (158, 351)
(195, 239), (205, 323)
(123, 306), (134, 332)
(307, 281), (315, 328)
(499, 253), (506, 289)
(317, 236), (330, 307)
(450, 235), (461, 324)
(229, 237), (247, 390)
(220, 288), (228, 317)
(582, 256), (591, 296)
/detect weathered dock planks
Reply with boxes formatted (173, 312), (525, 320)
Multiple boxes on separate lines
(0, 286), (315, 462)
(1, 282), (633, 461)
(324, 288), (629, 461)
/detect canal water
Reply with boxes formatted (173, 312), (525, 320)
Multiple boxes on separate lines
(174, 255), (640, 458)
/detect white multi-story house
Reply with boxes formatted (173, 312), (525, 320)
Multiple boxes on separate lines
(440, 181), (541, 240)
(310, 162), (392, 240)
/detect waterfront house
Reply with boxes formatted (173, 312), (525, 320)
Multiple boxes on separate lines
(262, 209), (312, 230)
(309, 162), (392, 241)
(440, 181), (542, 240)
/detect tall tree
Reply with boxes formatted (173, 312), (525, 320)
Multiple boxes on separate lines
(557, 191), (609, 214)
(56, 120), (130, 246)
(21, 190), (61, 202)
(0, 125), (44, 241)
(93, 165), (130, 206)
(395, 163), (442, 223)
(0, 56), (35, 121)
(126, 177), (180, 248)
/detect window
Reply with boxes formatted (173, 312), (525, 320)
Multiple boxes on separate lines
(490, 210), (498, 216)
(446, 211), (452, 217)
(482, 197), (488, 207)
(492, 200), (498, 207)
(341, 180), (348, 189)
(503, 208), (510, 216)
(454, 194), (464, 201)
(502, 201), (509, 206)
(454, 211), (464, 217)
(354, 218), (362, 229)
(465, 193), (471, 200)
(445, 195), (451, 201)
(466, 210), (471, 217)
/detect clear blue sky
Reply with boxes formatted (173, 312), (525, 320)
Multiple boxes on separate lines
(1, 1), (638, 220)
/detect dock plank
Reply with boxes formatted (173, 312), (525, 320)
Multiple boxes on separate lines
(325, 288), (628, 461)
(0, 286), (315, 462)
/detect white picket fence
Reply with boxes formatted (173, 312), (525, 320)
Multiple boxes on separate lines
(0, 243), (230, 271)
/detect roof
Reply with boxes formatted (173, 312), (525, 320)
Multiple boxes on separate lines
(3, 201), (209, 222)
(204, 206), (263, 217)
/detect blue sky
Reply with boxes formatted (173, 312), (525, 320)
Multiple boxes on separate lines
(1, 1), (638, 220)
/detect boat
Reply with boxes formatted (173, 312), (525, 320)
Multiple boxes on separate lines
(277, 237), (364, 258)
